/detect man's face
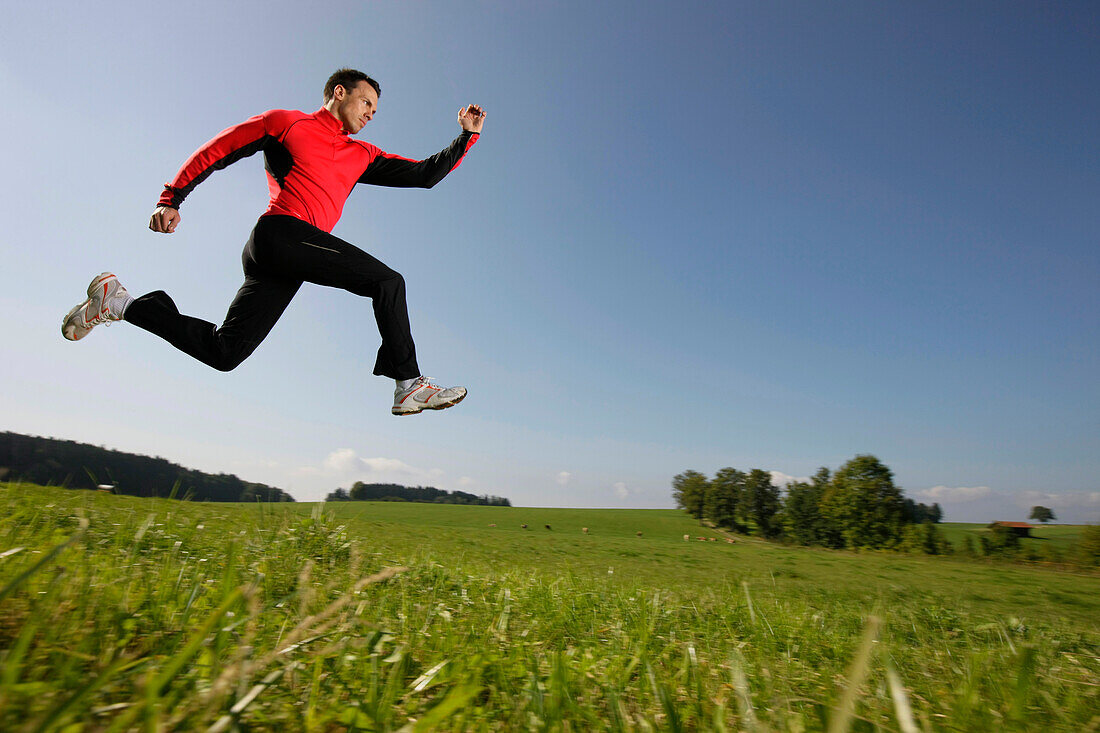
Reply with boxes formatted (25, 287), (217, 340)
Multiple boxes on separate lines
(333, 81), (378, 134)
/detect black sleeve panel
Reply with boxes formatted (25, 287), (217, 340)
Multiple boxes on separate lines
(158, 112), (283, 209)
(163, 136), (274, 208)
(358, 131), (479, 189)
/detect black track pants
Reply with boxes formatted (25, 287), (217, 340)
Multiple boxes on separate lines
(125, 215), (420, 379)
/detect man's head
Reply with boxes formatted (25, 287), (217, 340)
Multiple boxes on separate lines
(323, 68), (381, 135)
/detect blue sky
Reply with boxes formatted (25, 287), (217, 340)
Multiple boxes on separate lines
(2, 1), (1097, 522)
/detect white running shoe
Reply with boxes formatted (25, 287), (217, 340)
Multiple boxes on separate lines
(392, 376), (467, 416)
(62, 272), (131, 341)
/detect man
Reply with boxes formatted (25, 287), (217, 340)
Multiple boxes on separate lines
(62, 68), (484, 416)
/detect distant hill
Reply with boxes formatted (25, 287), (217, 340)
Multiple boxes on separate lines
(328, 482), (511, 506)
(0, 431), (294, 502)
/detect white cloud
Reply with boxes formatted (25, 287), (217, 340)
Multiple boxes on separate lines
(458, 476), (476, 488)
(770, 471), (810, 487)
(613, 482), (629, 499)
(316, 449), (444, 484)
(322, 448), (364, 474)
(556, 471), (573, 486)
(899, 486), (1099, 524)
(914, 485), (993, 503)
(1016, 490), (1100, 510)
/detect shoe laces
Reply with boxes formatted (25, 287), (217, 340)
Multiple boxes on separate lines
(417, 377), (459, 395)
(84, 305), (115, 328)
(396, 376), (435, 397)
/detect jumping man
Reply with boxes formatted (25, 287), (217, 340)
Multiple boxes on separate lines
(62, 68), (484, 416)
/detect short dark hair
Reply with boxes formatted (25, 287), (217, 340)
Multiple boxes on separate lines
(323, 68), (380, 101)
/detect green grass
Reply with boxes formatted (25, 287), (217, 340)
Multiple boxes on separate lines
(939, 522), (1087, 559)
(1, 483), (1098, 731)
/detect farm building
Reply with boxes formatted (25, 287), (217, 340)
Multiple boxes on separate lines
(988, 521), (1032, 538)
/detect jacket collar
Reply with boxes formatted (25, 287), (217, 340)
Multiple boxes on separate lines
(314, 107), (347, 135)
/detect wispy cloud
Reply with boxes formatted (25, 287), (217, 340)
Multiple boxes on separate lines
(1016, 490), (1100, 510)
(908, 486), (1099, 523)
(556, 471), (573, 486)
(613, 482), (629, 499)
(914, 485), (992, 502)
(312, 448), (445, 485)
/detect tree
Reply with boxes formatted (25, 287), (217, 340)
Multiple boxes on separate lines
(806, 467), (842, 547)
(820, 455), (905, 549)
(1029, 506), (1056, 523)
(325, 488), (351, 501)
(706, 468), (746, 531)
(746, 469), (781, 537)
(781, 480), (822, 545)
(900, 522), (947, 555)
(780, 468), (832, 546)
(342, 482), (508, 505)
(672, 470), (709, 521)
(902, 499), (942, 524)
(0, 431), (295, 502)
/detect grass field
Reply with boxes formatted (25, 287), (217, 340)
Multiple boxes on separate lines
(938, 523), (1084, 556)
(1, 483), (1097, 731)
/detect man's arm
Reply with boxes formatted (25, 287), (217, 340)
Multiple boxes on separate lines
(358, 104), (485, 189)
(150, 112), (280, 234)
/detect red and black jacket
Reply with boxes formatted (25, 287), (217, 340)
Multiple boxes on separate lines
(158, 107), (479, 233)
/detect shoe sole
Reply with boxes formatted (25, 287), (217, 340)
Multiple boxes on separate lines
(62, 273), (119, 341)
(62, 302), (89, 341)
(392, 390), (467, 416)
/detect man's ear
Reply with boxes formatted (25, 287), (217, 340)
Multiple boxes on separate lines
(333, 84), (346, 101)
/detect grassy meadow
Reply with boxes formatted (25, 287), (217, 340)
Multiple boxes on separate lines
(937, 523), (1084, 556)
(1, 483), (1097, 731)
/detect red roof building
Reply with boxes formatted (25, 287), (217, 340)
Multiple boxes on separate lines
(988, 521), (1032, 537)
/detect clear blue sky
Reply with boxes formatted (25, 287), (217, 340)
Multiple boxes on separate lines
(2, 1), (1097, 522)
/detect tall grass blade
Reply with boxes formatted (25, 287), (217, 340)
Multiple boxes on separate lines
(407, 659), (483, 732)
(105, 588), (244, 733)
(1009, 644), (1037, 723)
(29, 657), (140, 733)
(411, 660), (448, 693)
(884, 656), (919, 733)
(742, 581), (756, 625)
(647, 664), (683, 732)
(1, 569), (64, 700)
(207, 668), (284, 733)
(828, 615), (881, 733)
(729, 649), (757, 730)
(0, 520), (86, 604)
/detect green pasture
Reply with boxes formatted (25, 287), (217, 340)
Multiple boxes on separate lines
(939, 522), (1084, 554)
(1, 483), (1097, 731)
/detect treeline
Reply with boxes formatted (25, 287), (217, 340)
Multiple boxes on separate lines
(0, 431), (294, 502)
(326, 482), (511, 506)
(673, 454), (947, 553)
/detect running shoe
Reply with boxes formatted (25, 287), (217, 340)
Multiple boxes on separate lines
(392, 376), (467, 416)
(62, 272), (130, 341)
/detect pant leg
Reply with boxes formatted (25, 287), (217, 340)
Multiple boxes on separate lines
(125, 224), (302, 372)
(246, 215), (420, 380)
